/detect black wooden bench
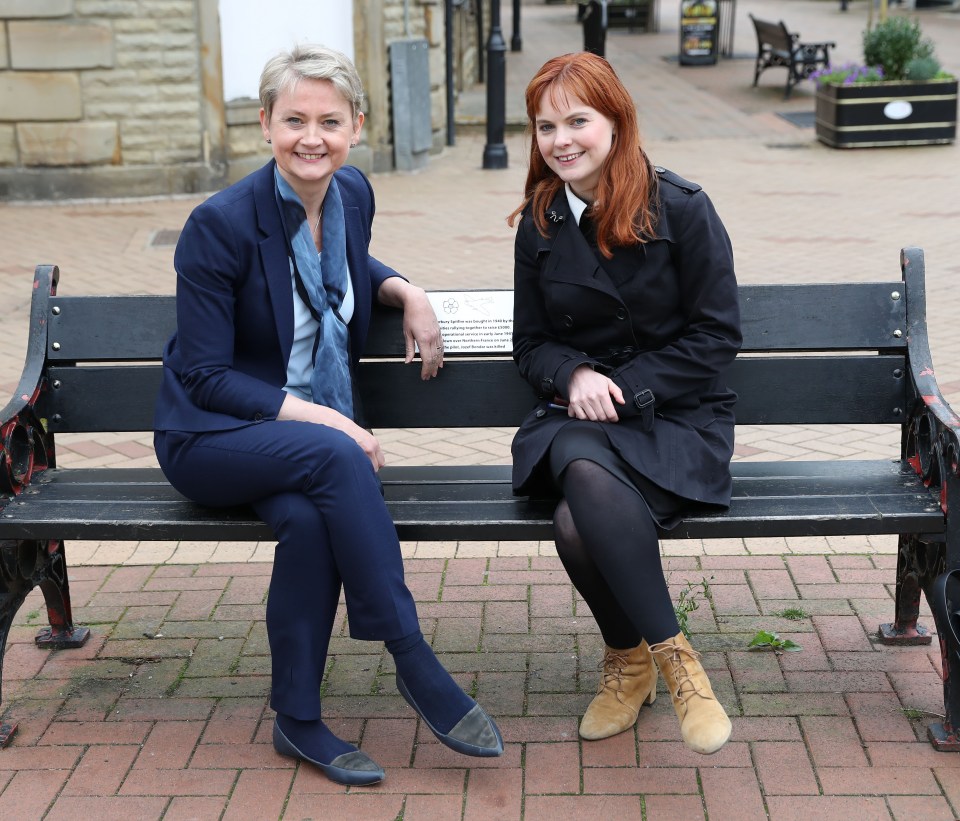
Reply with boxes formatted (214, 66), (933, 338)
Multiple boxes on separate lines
(749, 13), (835, 99)
(2, 248), (959, 750)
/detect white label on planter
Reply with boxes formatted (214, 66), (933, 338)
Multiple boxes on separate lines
(884, 100), (913, 120)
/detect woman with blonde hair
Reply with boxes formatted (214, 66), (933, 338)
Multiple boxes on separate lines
(155, 44), (502, 786)
(509, 52), (741, 755)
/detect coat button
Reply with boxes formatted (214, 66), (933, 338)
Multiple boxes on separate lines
(254, 412), (263, 421)
(535, 409), (547, 418)
(616, 308), (627, 320)
(540, 377), (554, 394)
(561, 315), (573, 328)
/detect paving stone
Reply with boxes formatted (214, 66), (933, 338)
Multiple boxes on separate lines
(584, 763), (698, 794)
(61, 743), (138, 796)
(44, 795), (168, 821)
(701, 768), (766, 821)
(524, 741), (581, 794)
(766, 795), (892, 821)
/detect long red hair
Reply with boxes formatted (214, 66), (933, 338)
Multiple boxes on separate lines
(507, 52), (657, 258)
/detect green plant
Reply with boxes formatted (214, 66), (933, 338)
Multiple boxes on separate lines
(904, 55), (941, 83)
(748, 630), (802, 654)
(810, 63), (885, 86)
(862, 16), (933, 81)
(902, 706), (944, 720)
(774, 607), (809, 621)
(810, 14), (953, 87)
(674, 578), (711, 639)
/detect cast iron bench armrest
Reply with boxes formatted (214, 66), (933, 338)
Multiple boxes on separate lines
(0, 264), (57, 497)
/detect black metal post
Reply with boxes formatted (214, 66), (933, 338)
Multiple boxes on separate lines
(476, 0), (484, 83)
(581, 1), (608, 58)
(445, 0), (455, 145)
(482, 0), (508, 169)
(511, 0), (522, 52)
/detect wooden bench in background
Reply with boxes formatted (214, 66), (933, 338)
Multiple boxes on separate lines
(2, 247), (959, 749)
(749, 13), (835, 99)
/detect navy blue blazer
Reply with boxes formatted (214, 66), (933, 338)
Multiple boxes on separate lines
(154, 160), (399, 433)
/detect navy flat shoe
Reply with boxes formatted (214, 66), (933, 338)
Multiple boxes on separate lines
(272, 721), (385, 786)
(396, 673), (504, 757)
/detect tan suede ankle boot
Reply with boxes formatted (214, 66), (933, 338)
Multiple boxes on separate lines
(649, 632), (732, 755)
(579, 641), (657, 740)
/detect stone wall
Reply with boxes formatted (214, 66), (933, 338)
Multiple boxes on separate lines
(0, 0), (224, 200)
(0, 0), (484, 200)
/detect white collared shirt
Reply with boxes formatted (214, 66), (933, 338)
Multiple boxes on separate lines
(564, 183), (591, 225)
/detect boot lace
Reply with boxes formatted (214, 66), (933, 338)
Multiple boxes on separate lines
(596, 648), (629, 703)
(648, 640), (709, 707)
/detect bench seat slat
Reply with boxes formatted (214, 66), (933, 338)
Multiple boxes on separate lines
(5, 461), (942, 542)
(28, 462), (930, 502)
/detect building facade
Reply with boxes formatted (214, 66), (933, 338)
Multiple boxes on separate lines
(0, 0), (487, 200)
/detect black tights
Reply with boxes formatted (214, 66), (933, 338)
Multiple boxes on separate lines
(554, 458), (680, 649)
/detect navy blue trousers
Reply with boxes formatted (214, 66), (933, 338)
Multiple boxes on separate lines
(155, 421), (421, 720)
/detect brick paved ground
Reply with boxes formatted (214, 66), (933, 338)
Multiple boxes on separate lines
(2, 0), (960, 817)
(1, 554), (955, 820)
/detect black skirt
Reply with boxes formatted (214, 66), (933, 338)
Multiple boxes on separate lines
(547, 421), (687, 530)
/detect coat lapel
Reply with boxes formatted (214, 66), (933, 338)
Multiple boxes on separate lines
(341, 198), (370, 357)
(253, 161), (295, 367)
(538, 194), (624, 302)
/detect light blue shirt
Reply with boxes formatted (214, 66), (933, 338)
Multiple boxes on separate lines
(284, 251), (355, 402)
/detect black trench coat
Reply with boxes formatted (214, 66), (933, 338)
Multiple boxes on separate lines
(510, 168), (742, 507)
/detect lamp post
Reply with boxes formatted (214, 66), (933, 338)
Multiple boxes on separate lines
(482, 0), (508, 169)
(445, 0), (455, 145)
(511, 0), (522, 52)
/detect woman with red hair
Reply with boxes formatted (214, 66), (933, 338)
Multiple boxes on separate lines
(508, 52), (741, 755)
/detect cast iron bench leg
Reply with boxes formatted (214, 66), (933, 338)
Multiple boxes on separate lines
(0, 539), (34, 747)
(926, 472), (960, 750)
(0, 539), (89, 748)
(928, 608), (960, 751)
(878, 534), (933, 645)
(33, 540), (91, 650)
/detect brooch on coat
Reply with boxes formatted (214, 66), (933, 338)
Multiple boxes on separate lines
(547, 211), (564, 223)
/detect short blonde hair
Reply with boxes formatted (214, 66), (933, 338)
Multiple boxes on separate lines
(259, 44), (364, 123)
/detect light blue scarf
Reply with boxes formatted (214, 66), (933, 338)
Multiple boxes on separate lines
(274, 168), (353, 418)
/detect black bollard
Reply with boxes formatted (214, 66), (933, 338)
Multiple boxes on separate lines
(582, 0), (608, 58)
(483, 0), (509, 169)
(511, 0), (522, 52)
(445, 0), (456, 145)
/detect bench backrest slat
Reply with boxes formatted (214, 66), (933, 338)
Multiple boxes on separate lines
(32, 281), (911, 434)
(46, 283), (906, 362)
(39, 353), (907, 433)
(750, 15), (793, 51)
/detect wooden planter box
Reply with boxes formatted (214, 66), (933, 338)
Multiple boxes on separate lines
(815, 78), (958, 148)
